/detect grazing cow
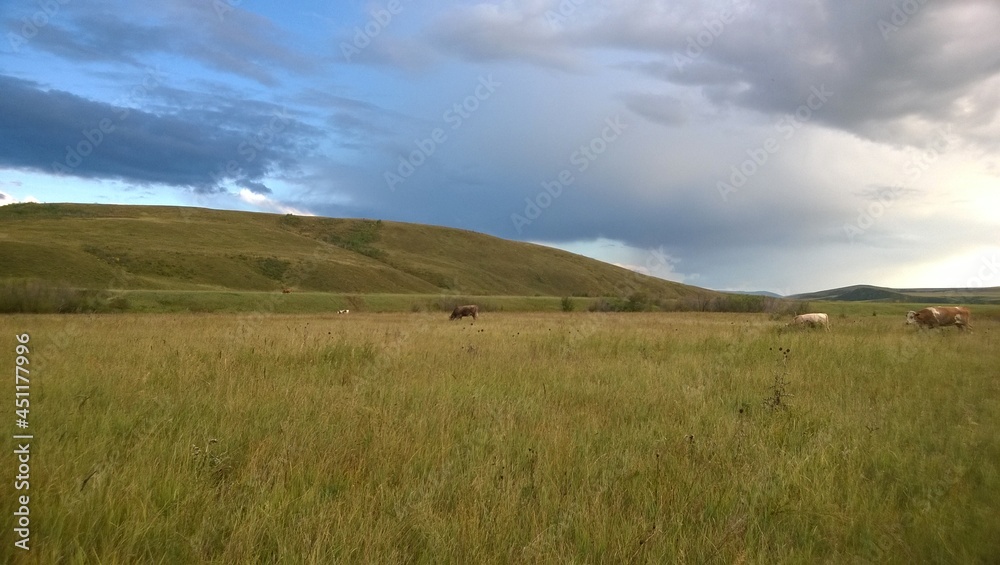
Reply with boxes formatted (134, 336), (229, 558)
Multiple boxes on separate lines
(450, 304), (478, 322)
(338, 309), (350, 314)
(906, 306), (971, 331)
(281, 288), (292, 294)
(790, 313), (830, 330)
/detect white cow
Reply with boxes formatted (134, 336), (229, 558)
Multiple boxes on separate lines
(789, 312), (830, 330)
(338, 309), (350, 314)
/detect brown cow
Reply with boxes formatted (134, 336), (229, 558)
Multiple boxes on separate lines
(450, 304), (478, 322)
(281, 288), (292, 294)
(905, 306), (971, 331)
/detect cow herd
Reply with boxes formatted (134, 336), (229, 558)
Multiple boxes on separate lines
(320, 300), (973, 333)
(787, 306), (972, 332)
(444, 304), (974, 332)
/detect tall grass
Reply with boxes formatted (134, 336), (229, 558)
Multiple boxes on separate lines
(2, 312), (998, 562)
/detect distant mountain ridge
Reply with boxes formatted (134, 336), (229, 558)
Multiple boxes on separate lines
(727, 290), (784, 298)
(792, 284), (1000, 304)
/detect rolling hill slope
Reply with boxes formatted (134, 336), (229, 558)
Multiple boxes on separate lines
(792, 284), (1000, 304)
(0, 202), (716, 299)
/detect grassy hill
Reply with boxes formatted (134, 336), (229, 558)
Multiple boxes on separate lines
(0, 202), (714, 301)
(792, 284), (1000, 304)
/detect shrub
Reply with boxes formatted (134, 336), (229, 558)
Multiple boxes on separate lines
(670, 295), (812, 315)
(0, 280), (123, 313)
(256, 257), (291, 280)
(325, 220), (386, 260)
(279, 213), (302, 227)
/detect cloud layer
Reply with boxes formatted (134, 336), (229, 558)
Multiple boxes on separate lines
(2, 0), (998, 293)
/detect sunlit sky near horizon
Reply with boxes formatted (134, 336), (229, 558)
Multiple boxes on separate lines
(2, 0), (998, 295)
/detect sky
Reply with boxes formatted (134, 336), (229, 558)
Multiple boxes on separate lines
(1, 0), (998, 295)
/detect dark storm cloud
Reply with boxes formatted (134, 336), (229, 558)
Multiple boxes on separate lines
(0, 75), (319, 193)
(679, 1), (1000, 141)
(423, 1), (1000, 147)
(2, 0), (314, 85)
(505, 174), (848, 253)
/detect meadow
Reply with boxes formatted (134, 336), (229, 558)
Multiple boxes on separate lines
(2, 310), (998, 563)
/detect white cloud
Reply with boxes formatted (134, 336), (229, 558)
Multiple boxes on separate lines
(238, 189), (315, 216)
(0, 190), (39, 206)
(890, 246), (1000, 290)
(538, 237), (694, 284)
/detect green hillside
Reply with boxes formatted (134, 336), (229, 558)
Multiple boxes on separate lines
(0, 202), (714, 300)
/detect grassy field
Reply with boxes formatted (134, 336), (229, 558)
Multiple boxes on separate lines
(2, 311), (998, 563)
